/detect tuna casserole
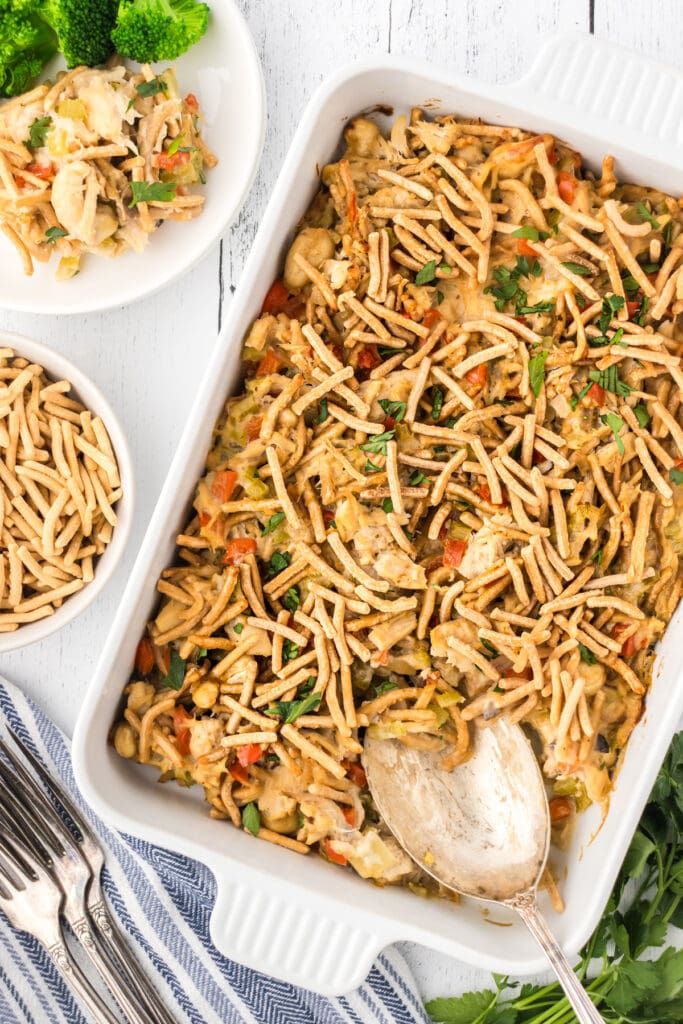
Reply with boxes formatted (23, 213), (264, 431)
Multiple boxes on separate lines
(114, 109), (683, 901)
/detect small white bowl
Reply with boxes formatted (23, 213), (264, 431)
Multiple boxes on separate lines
(0, 0), (265, 315)
(0, 331), (134, 652)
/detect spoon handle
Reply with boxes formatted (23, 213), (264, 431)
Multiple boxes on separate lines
(511, 892), (605, 1024)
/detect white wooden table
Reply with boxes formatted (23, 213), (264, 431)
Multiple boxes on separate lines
(1, 0), (680, 1006)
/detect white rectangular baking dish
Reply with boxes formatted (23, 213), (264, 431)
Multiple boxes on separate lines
(73, 32), (683, 996)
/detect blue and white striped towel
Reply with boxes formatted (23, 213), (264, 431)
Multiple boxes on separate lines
(0, 677), (430, 1024)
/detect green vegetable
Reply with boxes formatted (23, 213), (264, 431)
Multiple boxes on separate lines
(415, 259), (436, 285)
(485, 259), (545, 315)
(241, 802), (260, 837)
(364, 459), (381, 473)
(511, 225), (548, 241)
(136, 75), (167, 97)
(317, 398), (329, 424)
(588, 365), (632, 397)
(517, 300), (554, 315)
(282, 639), (299, 662)
(233, 622), (243, 634)
(268, 551), (290, 576)
(25, 115), (52, 149)
(636, 201), (661, 230)
(598, 294), (626, 333)
(43, 0), (118, 67)
(129, 180), (178, 206)
(299, 676), (315, 696)
(601, 412), (625, 455)
(669, 468), (683, 485)
(634, 404), (650, 429)
(561, 261), (592, 276)
(262, 512), (285, 536)
(112, 0), (209, 63)
(579, 643), (597, 666)
(0, 3), (58, 98)
(409, 470), (428, 486)
(163, 649), (186, 690)
(44, 226), (68, 243)
(378, 399), (406, 423)
(528, 350), (548, 398)
(437, 291), (445, 304)
(360, 429), (395, 457)
(283, 586), (300, 613)
(382, 497), (393, 514)
(426, 732), (683, 1024)
(265, 692), (321, 724)
(431, 385), (444, 421)
(374, 680), (398, 696)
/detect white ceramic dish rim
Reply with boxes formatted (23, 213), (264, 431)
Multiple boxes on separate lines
(0, 0), (266, 316)
(0, 331), (134, 652)
(73, 34), (683, 996)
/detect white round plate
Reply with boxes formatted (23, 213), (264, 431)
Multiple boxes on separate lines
(0, 1), (265, 315)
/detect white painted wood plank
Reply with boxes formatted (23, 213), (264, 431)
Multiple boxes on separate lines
(595, 0), (682, 65)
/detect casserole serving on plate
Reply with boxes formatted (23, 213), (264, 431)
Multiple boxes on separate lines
(73, 33), (683, 995)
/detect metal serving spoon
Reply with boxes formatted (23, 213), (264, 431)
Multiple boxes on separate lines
(362, 717), (604, 1024)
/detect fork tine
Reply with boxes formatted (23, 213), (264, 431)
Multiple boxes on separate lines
(0, 758), (64, 860)
(5, 729), (92, 841)
(0, 743), (72, 855)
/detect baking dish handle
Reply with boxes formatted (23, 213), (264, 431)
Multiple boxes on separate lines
(208, 869), (391, 996)
(506, 31), (683, 152)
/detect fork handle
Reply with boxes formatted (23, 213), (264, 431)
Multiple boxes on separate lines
(89, 900), (177, 1024)
(47, 938), (122, 1024)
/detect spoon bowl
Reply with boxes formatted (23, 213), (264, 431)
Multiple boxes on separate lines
(362, 717), (605, 1024)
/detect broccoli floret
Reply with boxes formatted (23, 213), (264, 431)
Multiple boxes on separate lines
(112, 0), (208, 63)
(41, 0), (118, 68)
(0, 7), (58, 97)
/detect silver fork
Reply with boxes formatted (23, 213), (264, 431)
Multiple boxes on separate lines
(0, 732), (176, 1024)
(0, 823), (121, 1024)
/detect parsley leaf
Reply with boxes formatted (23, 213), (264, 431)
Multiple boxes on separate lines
(265, 692), (321, 723)
(360, 429), (395, 456)
(317, 398), (329, 424)
(528, 349), (549, 398)
(374, 680), (398, 696)
(601, 412), (625, 454)
(282, 639), (299, 662)
(436, 290), (445, 304)
(636, 200), (661, 230)
(262, 512), (286, 535)
(431, 385), (444, 421)
(364, 459), (382, 472)
(44, 226), (68, 244)
(409, 470), (427, 486)
(268, 550), (291, 576)
(25, 116), (52, 150)
(129, 181), (178, 207)
(283, 586), (300, 612)
(588, 366), (633, 397)
(669, 468), (683, 485)
(136, 76), (168, 97)
(382, 497), (393, 514)
(511, 225), (548, 241)
(233, 622), (244, 634)
(598, 294), (626, 333)
(579, 643), (597, 665)
(378, 399), (406, 423)
(517, 300), (555, 314)
(163, 649), (186, 690)
(241, 802), (260, 836)
(634, 404), (650, 429)
(561, 260), (592, 276)
(415, 259), (437, 285)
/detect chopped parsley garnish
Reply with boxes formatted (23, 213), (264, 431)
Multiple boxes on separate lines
(268, 551), (291, 576)
(163, 649), (186, 690)
(485, 258), (545, 314)
(262, 512), (286, 535)
(634, 404), (650, 429)
(636, 295), (649, 326)
(360, 429), (395, 456)
(415, 259), (437, 285)
(622, 273), (641, 294)
(382, 497), (393, 514)
(364, 459), (382, 473)
(241, 802), (260, 836)
(438, 261), (452, 273)
(591, 547), (604, 567)
(282, 639), (299, 662)
(579, 643), (597, 665)
(265, 692), (321, 723)
(663, 220), (673, 253)
(233, 622), (244, 634)
(588, 365), (633, 397)
(480, 637), (499, 660)
(436, 290), (445, 304)
(25, 116), (52, 150)
(636, 201), (660, 230)
(669, 468), (683, 485)
(374, 681), (398, 696)
(409, 470), (428, 486)
(518, 300), (555, 314)
(511, 225), (548, 241)
(528, 349), (549, 398)
(601, 412), (626, 454)
(299, 676), (316, 696)
(283, 586), (300, 612)
(197, 647), (207, 657)
(598, 294), (626, 333)
(44, 226), (68, 244)
(431, 385), (444, 421)
(378, 399), (406, 422)
(317, 398), (329, 424)
(136, 76), (168, 97)
(561, 261), (592, 276)
(129, 181), (178, 207)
